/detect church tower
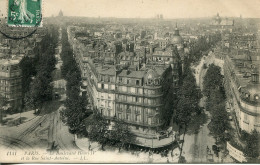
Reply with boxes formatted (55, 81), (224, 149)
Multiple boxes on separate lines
(58, 10), (63, 17)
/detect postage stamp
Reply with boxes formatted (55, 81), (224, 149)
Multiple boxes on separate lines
(7, 0), (42, 27)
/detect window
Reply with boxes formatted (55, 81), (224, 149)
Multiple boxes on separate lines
(127, 79), (130, 84)
(107, 109), (111, 116)
(126, 114), (130, 121)
(119, 77), (122, 82)
(136, 80), (140, 86)
(148, 118), (152, 125)
(147, 109), (152, 115)
(135, 115), (140, 122)
(131, 87), (136, 93)
(148, 79), (153, 85)
(139, 88), (143, 94)
(101, 84), (104, 89)
(118, 113), (122, 119)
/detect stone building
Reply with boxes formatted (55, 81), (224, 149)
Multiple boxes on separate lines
(224, 53), (260, 132)
(0, 58), (22, 111)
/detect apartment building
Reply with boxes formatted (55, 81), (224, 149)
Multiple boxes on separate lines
(0, 58), (22, 111)
(224, 52), (260, 133)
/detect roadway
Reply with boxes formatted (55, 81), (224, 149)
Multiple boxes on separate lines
(182, 52), (219, 163)
(0, 27), (79, 152)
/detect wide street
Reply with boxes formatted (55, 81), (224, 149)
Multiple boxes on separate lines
(0, 28), (79, 152)
(181, 52), (227, 163)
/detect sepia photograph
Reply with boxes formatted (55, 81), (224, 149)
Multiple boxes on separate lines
(0, 0), (260, 163)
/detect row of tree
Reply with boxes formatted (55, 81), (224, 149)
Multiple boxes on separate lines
(60, 28), (88, 135)
(203, 64), (229, 141)
(175, 56), (202, 126)
(22, 25), (59, 112)
(85, 112), (135, 150)
(204, 64), (260, 162)
(241, 130), (260, 162)
(188, 33), (221, 64)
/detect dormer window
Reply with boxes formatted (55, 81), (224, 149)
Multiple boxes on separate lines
(154, 79), (159, 85)
(255, 95), (259, 100)
(148, 79), (153, 85)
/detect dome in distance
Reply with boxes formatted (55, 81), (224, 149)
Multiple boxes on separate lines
(171, 35), (183, 44)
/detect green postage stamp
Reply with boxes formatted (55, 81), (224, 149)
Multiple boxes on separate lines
(7, 0), (42, 27)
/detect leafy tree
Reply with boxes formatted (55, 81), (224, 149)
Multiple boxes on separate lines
(208, 103), (229, 138)
(64, 96), (88, 134)
(19, 57), (37, 108)
(176, 66), (202, 124)
(85, 113), (109, 150)
(110, 120), (136, 147)
(85, 113), (135, 150)
(59, 27), (88, 135)
(203, 64), (223, 97)
(244, 130), (259, 161)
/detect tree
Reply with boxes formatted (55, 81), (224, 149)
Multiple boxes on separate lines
(64, 96), (88, 134)
(176, 66), (202, 124)
(24, 25), (58, 111)
(208, 103), (229, 139)
(203, 64), (223, 97)
(244, 130), (259, 161)
(85, 113), (136, 150)
(110, 120), (136, 147)
(59, 27), (88, 135)
(85, 113), (109, 150)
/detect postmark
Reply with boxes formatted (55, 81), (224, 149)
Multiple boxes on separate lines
(7, 0), (42, 27)
(0, 0), (43, 40)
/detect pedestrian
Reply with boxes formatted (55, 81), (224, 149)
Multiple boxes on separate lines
(167, 158), (169, 163)
(171, 150), (173, 157)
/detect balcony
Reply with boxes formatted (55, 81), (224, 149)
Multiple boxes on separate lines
(115, 99), (163, 108)
(116, 90), (163, 98)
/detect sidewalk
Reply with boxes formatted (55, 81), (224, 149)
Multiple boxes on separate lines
(136, 133), (175, 148)
(0, 110), (37, 127)
(75, 136), (180, 163)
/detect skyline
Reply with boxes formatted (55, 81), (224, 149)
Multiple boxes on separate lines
(0, 0), (260, 19)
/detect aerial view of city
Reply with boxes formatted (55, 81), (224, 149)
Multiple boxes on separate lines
(0, 0), (259, 163)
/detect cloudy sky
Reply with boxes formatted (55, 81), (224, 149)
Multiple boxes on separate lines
(0, 0), (260, 18)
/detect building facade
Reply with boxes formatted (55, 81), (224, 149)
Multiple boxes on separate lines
(224, 54), (260, 133)
(68, 25), (182, 139)
(0, 58), (22, 111)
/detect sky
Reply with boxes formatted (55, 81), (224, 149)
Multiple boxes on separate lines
(0, 0), (260, 18)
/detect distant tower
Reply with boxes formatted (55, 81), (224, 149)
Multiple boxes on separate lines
(58, 10), (63, 17)
(160, 14), (163, 19)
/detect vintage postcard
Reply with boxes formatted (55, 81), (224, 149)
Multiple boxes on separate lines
(0, 0), (260, 163)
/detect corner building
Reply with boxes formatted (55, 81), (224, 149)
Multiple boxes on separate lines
(0, 58), (22, 111)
